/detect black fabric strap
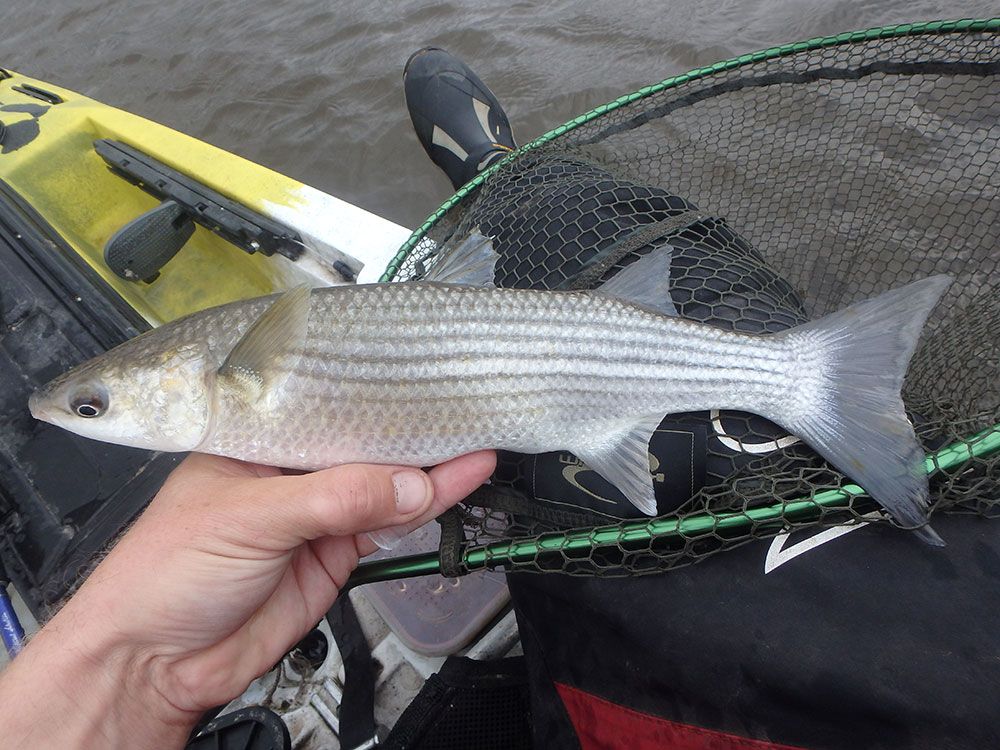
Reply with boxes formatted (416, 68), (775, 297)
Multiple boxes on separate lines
(327, 596), (378, 749)
(436, 506), (468, 578)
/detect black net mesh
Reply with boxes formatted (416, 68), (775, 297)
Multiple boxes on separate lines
(382, 657), (532, 750)
(391, 23), (1000, 577)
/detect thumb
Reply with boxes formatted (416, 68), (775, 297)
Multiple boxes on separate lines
(237, 464), (435, 547)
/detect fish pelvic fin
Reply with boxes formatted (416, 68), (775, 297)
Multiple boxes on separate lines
(574, 414), (665, 515)
(779, 275), (951, 545)
(423, 228), (498, 286)
(217, 284), (312, 403)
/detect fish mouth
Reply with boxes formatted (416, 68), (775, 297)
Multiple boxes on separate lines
(27, 390), (54, 423)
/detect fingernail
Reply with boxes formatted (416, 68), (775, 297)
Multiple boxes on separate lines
(392, 470), (430, 514)
(367, 526), (408, 550)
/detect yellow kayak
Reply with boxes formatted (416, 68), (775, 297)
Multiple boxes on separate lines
(0, 69), (410, 326)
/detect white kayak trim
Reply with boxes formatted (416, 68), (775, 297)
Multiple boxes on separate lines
(262, 184), (413, 285)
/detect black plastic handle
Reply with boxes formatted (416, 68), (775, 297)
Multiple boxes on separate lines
(104, 199), (194, 283)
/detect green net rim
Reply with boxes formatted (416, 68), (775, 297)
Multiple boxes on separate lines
(379, 16), (1000, 283)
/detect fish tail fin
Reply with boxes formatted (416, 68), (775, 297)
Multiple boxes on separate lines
(780, 275), (951, 545)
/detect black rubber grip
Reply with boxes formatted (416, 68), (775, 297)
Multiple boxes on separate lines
(104, 199), (194, 282)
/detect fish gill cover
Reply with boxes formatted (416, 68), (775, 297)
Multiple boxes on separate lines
(380, 20), (1000, 578)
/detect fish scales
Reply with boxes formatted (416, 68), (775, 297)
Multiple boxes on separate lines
(198, 283), (795, 468)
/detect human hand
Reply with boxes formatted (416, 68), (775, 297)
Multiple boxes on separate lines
(0, 450), (496, 748)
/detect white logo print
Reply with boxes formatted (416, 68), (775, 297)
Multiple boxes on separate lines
(764, 512), (883, 574)
(709, 409), (800, 454)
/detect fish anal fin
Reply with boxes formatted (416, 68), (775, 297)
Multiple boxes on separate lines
(423, 228), (498, 286)
(594, 249), (676, 316)
(218, 284), (312, 403)
(574, 414), (665, 516)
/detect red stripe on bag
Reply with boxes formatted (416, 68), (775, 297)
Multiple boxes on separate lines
(556, 683), (805, 750)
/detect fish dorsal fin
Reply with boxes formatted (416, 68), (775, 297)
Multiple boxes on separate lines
(595, 249), (676, 316)
(572, 414), (665, 515)
(218, 284), (312, 402)
(423, 229), (498, 286)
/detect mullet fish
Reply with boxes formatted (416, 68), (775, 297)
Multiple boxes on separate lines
(29, 234), (950, 543)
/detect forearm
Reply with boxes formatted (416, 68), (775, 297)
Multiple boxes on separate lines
(0, 602), (197, 749)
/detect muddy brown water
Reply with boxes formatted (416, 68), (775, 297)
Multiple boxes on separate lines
(1, 1), (997, 232)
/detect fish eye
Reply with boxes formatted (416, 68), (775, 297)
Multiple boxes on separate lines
(70, 390), (108, 418)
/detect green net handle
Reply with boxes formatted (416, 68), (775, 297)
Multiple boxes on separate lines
(347, 423), (1000, 588)
(379, 17), (1000, 283)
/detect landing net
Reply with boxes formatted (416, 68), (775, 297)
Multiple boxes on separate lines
(381, 20), (1000, 578)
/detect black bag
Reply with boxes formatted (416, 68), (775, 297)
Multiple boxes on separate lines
(508, 513), (1000, 749)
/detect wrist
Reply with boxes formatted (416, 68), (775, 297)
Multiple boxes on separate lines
(0, 600), (199, 749)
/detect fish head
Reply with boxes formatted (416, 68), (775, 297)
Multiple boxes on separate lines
(29, 334), (215, 452)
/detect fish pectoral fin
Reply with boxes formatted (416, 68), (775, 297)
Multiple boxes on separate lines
(217, 365), (267, 405)
(217, 284), (312, 401)
(422, 228), (498, 286)
(594, 248), (677, 316)
(574, 415), (665, 515)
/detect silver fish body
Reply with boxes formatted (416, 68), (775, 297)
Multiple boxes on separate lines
(200, 282), (800, 467)
(28, 242), (950, 540)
